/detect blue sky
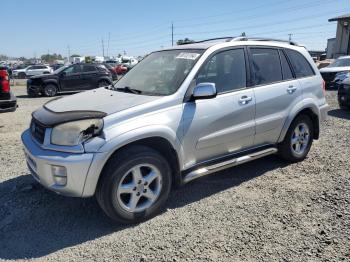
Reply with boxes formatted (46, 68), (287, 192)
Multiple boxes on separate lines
(2, 0), (349, 58)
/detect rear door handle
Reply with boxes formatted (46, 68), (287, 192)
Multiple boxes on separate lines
(287, 85), (297, 94)
(239, 96), (252, 105)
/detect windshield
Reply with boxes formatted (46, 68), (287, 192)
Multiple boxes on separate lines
(114, 49), (203, 96)
(53, 65), (68, 74)
(329, 58), (350, 67)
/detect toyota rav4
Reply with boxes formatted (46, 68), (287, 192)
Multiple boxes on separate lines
(22, 37), (329, 223)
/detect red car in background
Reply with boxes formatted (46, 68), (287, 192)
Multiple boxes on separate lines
(0, 67), (17, 112)
(115, 64), (128, 75)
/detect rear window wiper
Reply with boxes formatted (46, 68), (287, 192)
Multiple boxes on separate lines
(115, 86), (142, 94)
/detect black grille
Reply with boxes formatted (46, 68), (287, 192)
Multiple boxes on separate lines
(30, 120), (46, 144)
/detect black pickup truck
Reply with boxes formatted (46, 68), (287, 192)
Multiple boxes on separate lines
(0, 66), (17, 112)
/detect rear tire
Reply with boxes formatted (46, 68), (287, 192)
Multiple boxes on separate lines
(98, 80), (110, 88)
(43, 84), (58, 97)
(338, 99), (350, 110)
(278, 115), (314, 162)
(96, 145), (172, 224)
(19, 72), (26, 79)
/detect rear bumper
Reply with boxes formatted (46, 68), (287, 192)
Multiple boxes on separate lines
(319, 103), (329, 122)
(21, 129), (108, 197)
(0, 91), (17, 112)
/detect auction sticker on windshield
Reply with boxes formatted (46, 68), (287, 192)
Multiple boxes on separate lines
(176, 52), (200, 60)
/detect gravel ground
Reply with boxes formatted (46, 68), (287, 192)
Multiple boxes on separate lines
(0, 85), (349, 261)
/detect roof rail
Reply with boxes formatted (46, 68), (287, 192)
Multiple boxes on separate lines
(231, 36), (298, 46)
(193, 37), (236, 44)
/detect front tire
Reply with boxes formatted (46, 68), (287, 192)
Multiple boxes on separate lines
(96, 145), (172, 224)
(278, 115), (314, 162)
(43, 84), (58, 97)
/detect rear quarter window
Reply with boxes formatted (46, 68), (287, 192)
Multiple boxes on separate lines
(285, 49), (315, 78)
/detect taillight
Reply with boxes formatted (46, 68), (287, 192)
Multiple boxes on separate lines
(322, 80), (326, 96)
(0, 69), (10, 93)
(2, 80), (10, 93)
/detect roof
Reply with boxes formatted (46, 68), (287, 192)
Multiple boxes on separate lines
(163, 37), (300, 51)
(329, 13), (350, 22)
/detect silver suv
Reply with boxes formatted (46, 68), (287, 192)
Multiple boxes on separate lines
(22, 37), (329, 223)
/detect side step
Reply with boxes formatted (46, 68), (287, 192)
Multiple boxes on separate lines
(183, 147), (278, 183)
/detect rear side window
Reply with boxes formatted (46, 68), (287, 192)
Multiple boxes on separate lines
(285, 49), (315, 78)
(250, 48), (282, 85)
(279, 50), (294, 80)
(82, 65), (96, 72)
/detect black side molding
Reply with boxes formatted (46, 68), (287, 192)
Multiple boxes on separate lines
(32, 106), (107, 127)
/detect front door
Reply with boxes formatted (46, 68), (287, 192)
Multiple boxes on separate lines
(180, 48), (256, 169)
(59, 64), (83, 91)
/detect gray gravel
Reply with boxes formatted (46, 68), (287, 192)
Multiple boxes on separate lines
(0, 85), (349, 261)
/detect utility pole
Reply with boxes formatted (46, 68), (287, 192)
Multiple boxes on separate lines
(102, 38), (105, 57)
(171, 22), (174, 46)
(67, 45), (70, 63)
(107, 32), (110, 57)
(288, 34), (293, 42)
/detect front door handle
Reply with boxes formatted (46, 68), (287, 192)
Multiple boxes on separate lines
(287, 85), (297, 94)
(239, 96), (252, 105)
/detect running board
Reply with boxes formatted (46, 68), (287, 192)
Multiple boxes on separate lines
(183, 147), (278, 183)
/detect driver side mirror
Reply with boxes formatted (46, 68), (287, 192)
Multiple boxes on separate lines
(60, 72), (66, 77)
(192, 83), (217, 99)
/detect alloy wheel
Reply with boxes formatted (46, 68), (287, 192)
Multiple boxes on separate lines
(291, 123), (310, 155)
(116, 164), (162, 213)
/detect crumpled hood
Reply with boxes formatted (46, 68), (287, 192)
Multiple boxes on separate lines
(319, 66), (350, 73)
(45, 87), (161, 115)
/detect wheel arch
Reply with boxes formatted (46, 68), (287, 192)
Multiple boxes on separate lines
(82, 132), (184, 197)
(98, 77), (112, 85)
(278, 104), (320, 143)
(43, 80), (60, 91)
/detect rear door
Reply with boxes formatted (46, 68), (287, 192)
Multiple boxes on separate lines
(249, 47), (302, 145)
(59, 64), (83, 91)
(81, 64), (98, 89)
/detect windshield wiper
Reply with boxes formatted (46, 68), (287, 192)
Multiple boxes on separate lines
(115, 86), (142, 94)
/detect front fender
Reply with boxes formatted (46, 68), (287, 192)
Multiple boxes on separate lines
(42, 79), (59, 88)
(99, 125), (184, 165)
(81, 125), (185, 197)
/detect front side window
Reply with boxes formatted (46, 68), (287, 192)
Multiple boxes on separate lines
(285, 49), (314, 78)
(251, 48), (282, 85)
(64, 65), (81, 74)
(197, 48), (246, 93)
(114, 49), (203, 96)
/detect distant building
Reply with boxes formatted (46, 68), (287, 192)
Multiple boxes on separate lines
(326, 38), (336, 59)
(328, 13), (350, 58)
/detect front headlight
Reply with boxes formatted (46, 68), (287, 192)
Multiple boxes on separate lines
(51, 119), (103, 146)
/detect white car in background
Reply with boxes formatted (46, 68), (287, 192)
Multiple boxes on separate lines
(320, 56), (350, 89)
(13, 65), (53, 79)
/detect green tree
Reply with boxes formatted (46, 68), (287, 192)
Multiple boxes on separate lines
(41, 53), (64, 63)
(177, 38), (195, 45)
